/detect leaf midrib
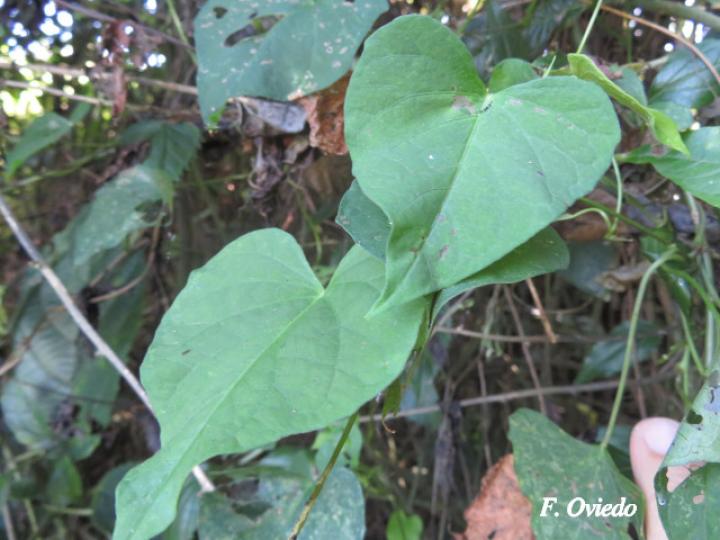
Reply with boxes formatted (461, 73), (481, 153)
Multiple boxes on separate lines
(380, 93), (485, 305)
(130, 283), (327, 539)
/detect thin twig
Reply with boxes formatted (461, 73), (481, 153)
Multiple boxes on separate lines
(1, 504), (17, 540)
(503, 286), (547, 414)
(360, 373), (673, 423)
(0, 60), (199, 96)
(436, 325), (668, 344)
(601, 4), (720, 87)
(525, 278), (558, 344)
(0, 193), (215, 493)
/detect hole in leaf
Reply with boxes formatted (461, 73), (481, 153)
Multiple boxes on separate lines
(687, 409), (703, 424)
(224, 15), (282, 48)
(213, 6), (227, 19)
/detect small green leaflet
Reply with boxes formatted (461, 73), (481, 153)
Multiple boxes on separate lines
(4, 112), (73, 179)
(386, 510), (423, 540)
(72, 165), (171, 265)
(656, 369), (720, 539)
(113, 229), (426, 540)
(120, 121), (200, 182)
(345, 15), (620, 312)
(510, 409), (644, 539)
(336, 180), (389, 260)
(488, 58), (538, 93)
(194, 0), (387, 123)
(336, 181), (569, 320)
(622, 127), (720, 208)
(649, 39), (720, 109)
(567, 53), (687, 154)
(575, 320), (661, 384)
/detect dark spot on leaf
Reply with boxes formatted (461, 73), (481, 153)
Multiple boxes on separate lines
(182, 349), (191, 355)
(536, 170), (544, 177)
(706, 388), (720, 413)
(438, 245), (449, 260)
(213, 6), (227, 19)
(225, 27), (254, 47)
(224, 15), (281, 47)
(687, 409), (703, 424)
(650, 144), (668, 157)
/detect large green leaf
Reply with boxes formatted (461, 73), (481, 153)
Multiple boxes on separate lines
(568, 53), (687, 154)
(649, 39), (720, 109)
(511, 409), (645, 539)
(345, 15), (619, 311)
(656, 369), (720, 539)
(72, 165), (170, 265)
(336, 181), (569, 319)
(120, 121), (200, 182)
(0, 320), (79, 449)
(4, 112), (73, 179)
(113, 229), (425, 540)
(622, 127), (720, 208)
(194, 0), (387, 123)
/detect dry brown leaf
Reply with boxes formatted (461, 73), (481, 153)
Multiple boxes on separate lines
(299, 73), (350, 155)
(456, 454), (534, 540)
(556, 188), (628, 242)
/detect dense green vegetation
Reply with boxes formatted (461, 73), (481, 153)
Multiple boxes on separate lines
(1, 0), (720, 538)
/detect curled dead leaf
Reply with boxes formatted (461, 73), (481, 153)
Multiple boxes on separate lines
(456, 454), (534, 540)
(299, 73), (350, 155)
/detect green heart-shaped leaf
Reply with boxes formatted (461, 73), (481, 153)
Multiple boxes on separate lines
(623, 127), (720, 208)
(194, 0), (387, 123)
(345, 15), (620, 311)
(113, 229), (425, 539)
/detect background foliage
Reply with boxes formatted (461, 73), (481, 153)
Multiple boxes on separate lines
(1, 0), (720, 539)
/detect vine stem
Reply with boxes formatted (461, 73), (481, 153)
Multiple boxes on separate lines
(600, 246), (677, 450)
(288, 412), (359, 540)
(577, 0), (605, 54)
(165, 0), (197, 64)
(0, 193), (215, 493)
